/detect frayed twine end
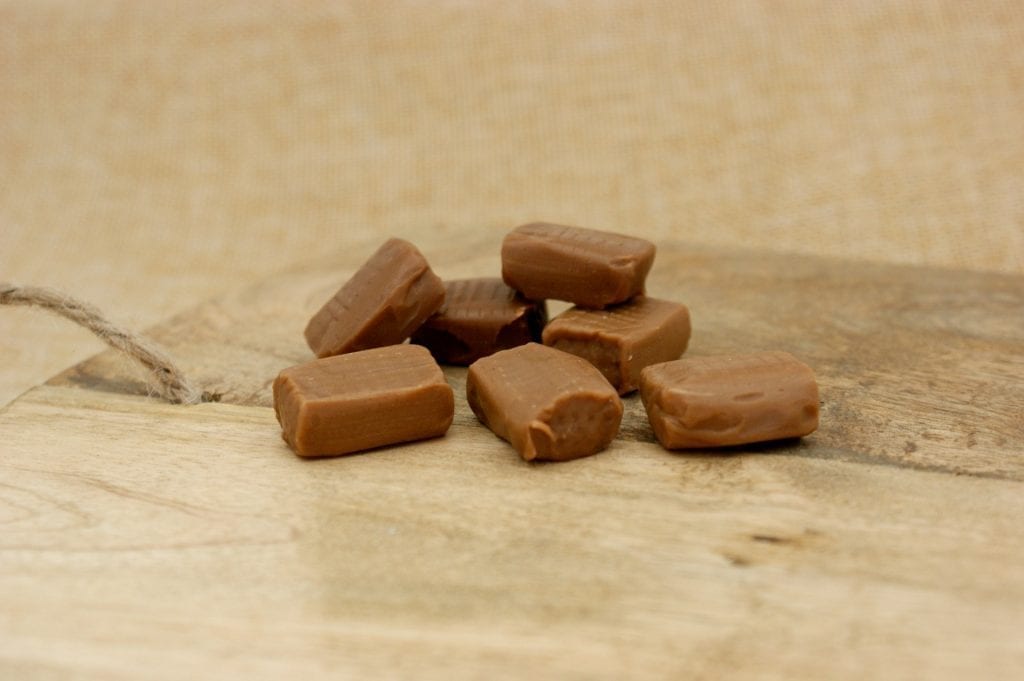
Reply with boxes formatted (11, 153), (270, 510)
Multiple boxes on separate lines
(1, 282), (208, 406)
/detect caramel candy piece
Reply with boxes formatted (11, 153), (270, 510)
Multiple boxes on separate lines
(467, 343), (623, 462)
(501, 222), (656, 308)
(542, 297), (691, 395)
(304, 238), (445, 358)
(639, 351), (819, 449)
(273, 344), (454, 457)
(410, 278), (548, 365)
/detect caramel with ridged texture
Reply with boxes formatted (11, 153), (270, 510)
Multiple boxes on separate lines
(273, 344), (454, 457)
(411, 278), (547, 365)
(543, 296), (691, 394)
(639, 351), (819, 449)
(304, 238), (445, 358)
(501, 222), (656, 308)
(467, 343), (623, 462)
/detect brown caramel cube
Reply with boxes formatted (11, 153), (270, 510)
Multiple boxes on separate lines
(273, 344), (454, 457)
(411, 278), (547, 365)
(501, 222), (656, 308)
(639, 351), (819, 449)
(542, 297), (691, 394)
(304, 238), (445, 358)
(467, 343), (623, 462)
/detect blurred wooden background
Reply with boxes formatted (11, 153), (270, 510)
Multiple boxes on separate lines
(3, 1), (1022, 403)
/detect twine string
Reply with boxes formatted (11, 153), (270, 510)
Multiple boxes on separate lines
(0, 283), (204, 405)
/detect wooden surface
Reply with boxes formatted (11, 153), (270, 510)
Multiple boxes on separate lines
(2, 233), (1023, 679)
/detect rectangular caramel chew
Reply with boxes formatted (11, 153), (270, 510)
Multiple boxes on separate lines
(410, 277), (548, 365)
(304, 238), (445, 358)
(542, 296), (691, 395)
(639, 351), (819, 449)
(467, 343), (623, 462)
(273, 344), (454, 457)
(501, 222), (656, 309)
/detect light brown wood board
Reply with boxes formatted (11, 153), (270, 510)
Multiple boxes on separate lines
(2, 233), (1023, 679)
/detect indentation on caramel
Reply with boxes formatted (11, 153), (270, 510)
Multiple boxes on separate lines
(526, 420), (556, 462)
(689, 412), (744, 433)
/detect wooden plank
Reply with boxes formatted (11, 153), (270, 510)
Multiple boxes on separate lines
(2, 235), (1023, 678)
(1, 386), (1022, 680)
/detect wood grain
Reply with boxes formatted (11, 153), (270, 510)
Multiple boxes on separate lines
(2, 234), (1023, 679)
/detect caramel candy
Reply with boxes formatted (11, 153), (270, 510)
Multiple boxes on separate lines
(467, 343), (623, 462)
(304, 238), (445, 358)
(639, 351), (819, 449)
(410, 278), (548, 365)
(501, 222), (656, 308)
(273, 344), (454, 457)
(542, 297), (691, 395)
